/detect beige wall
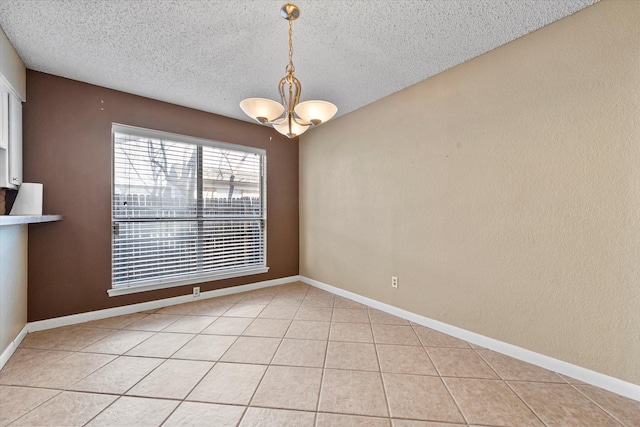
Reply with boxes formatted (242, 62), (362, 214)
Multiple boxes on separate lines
(300, 0), (640, 385)
(0, 225), (28, 357)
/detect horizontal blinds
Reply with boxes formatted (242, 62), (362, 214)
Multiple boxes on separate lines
(112, 129), (265, 288)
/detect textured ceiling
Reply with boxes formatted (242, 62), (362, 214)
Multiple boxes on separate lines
(0, 0), (596, 123)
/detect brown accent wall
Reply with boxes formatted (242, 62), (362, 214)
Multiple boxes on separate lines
(23, 70), (299, 321)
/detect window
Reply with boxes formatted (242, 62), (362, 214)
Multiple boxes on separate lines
(109, 124), (267, 296)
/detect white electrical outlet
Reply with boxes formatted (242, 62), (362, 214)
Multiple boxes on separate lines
(391, 276), (398, 288)
(193, 286), (200, 297)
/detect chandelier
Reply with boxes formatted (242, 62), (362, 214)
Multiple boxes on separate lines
(240, 3), (337, 138)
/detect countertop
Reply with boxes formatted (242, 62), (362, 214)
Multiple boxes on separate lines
(0, 215), (63, 226)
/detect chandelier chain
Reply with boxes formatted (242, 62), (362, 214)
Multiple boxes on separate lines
(286, 19), (295, 74)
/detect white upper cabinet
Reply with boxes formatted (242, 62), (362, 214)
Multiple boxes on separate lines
(0, 86), (22, 188)
(0, 27), (26, 101)
(0, 26), (25, 189)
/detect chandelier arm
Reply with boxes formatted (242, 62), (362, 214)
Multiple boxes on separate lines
(288, 76), (295, 113)
(279, 74), (301, 114)
(278, 77), (288, 111)
(292, 76), (301, 111)
(256, 115), (287, 126)
(291, 115), (311, 126)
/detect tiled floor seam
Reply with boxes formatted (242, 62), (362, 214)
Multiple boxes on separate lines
(458, 347), (549, 427)
(507, 380), (572, 427)
(6, 399), (424, 427)
(438, 372), (471, 425)
(313, 288), (332, 416)
(374, 338), (393, 420)
(567, 382), (628, 427)
(500, 378), (551, 426)
(470, 347), (500, 376)
(157, 400), (182, 426)
(1, 386), (63, 426)
(60, 348), (117, 390)
(104, 329), (163, 355)
(240, 287), (309, 423)
(69, 333), (212, 423)
(261, 287), (308, 362)
(59, 391), (113, 427)
(76, 352), (175, 397)
(470, 345), (546, 408)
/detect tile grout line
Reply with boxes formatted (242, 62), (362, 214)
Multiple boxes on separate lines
(1, 386), (64, 426)
(312, 288), (333, 426)
(480, 353), (626, 427)
(565, 382), (627, 427)
(84, 312), (213, 426)
(502, 380), (554, 427)
(314, 291), (335, 417)
(468, 346), (501, 379)
(438, 373), (471, 426)
(81, 393), (121, 426)
(473, 348), (550, 427)
(87, 309), (225, 425)
(165, 287), (295, 425)
(239, 285), (310, 424)
(371, 320), (393, 423)
(410, 320), (469, 426)
(74, 320), (182, 426)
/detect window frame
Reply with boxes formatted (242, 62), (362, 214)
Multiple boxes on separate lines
(108, 123), (268, 297)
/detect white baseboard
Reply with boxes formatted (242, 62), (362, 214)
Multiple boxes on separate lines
(1, 275), (300, 371)
(28, 275), (301, 333)
(300, 276), (640, 402)
(0, 325), (28, 371)
(8, 273), (637, 402)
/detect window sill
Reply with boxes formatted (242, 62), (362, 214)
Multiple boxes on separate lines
(107, 266), (269, 297)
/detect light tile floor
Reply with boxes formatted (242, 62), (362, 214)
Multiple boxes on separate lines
(0, 282), (638, 426)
